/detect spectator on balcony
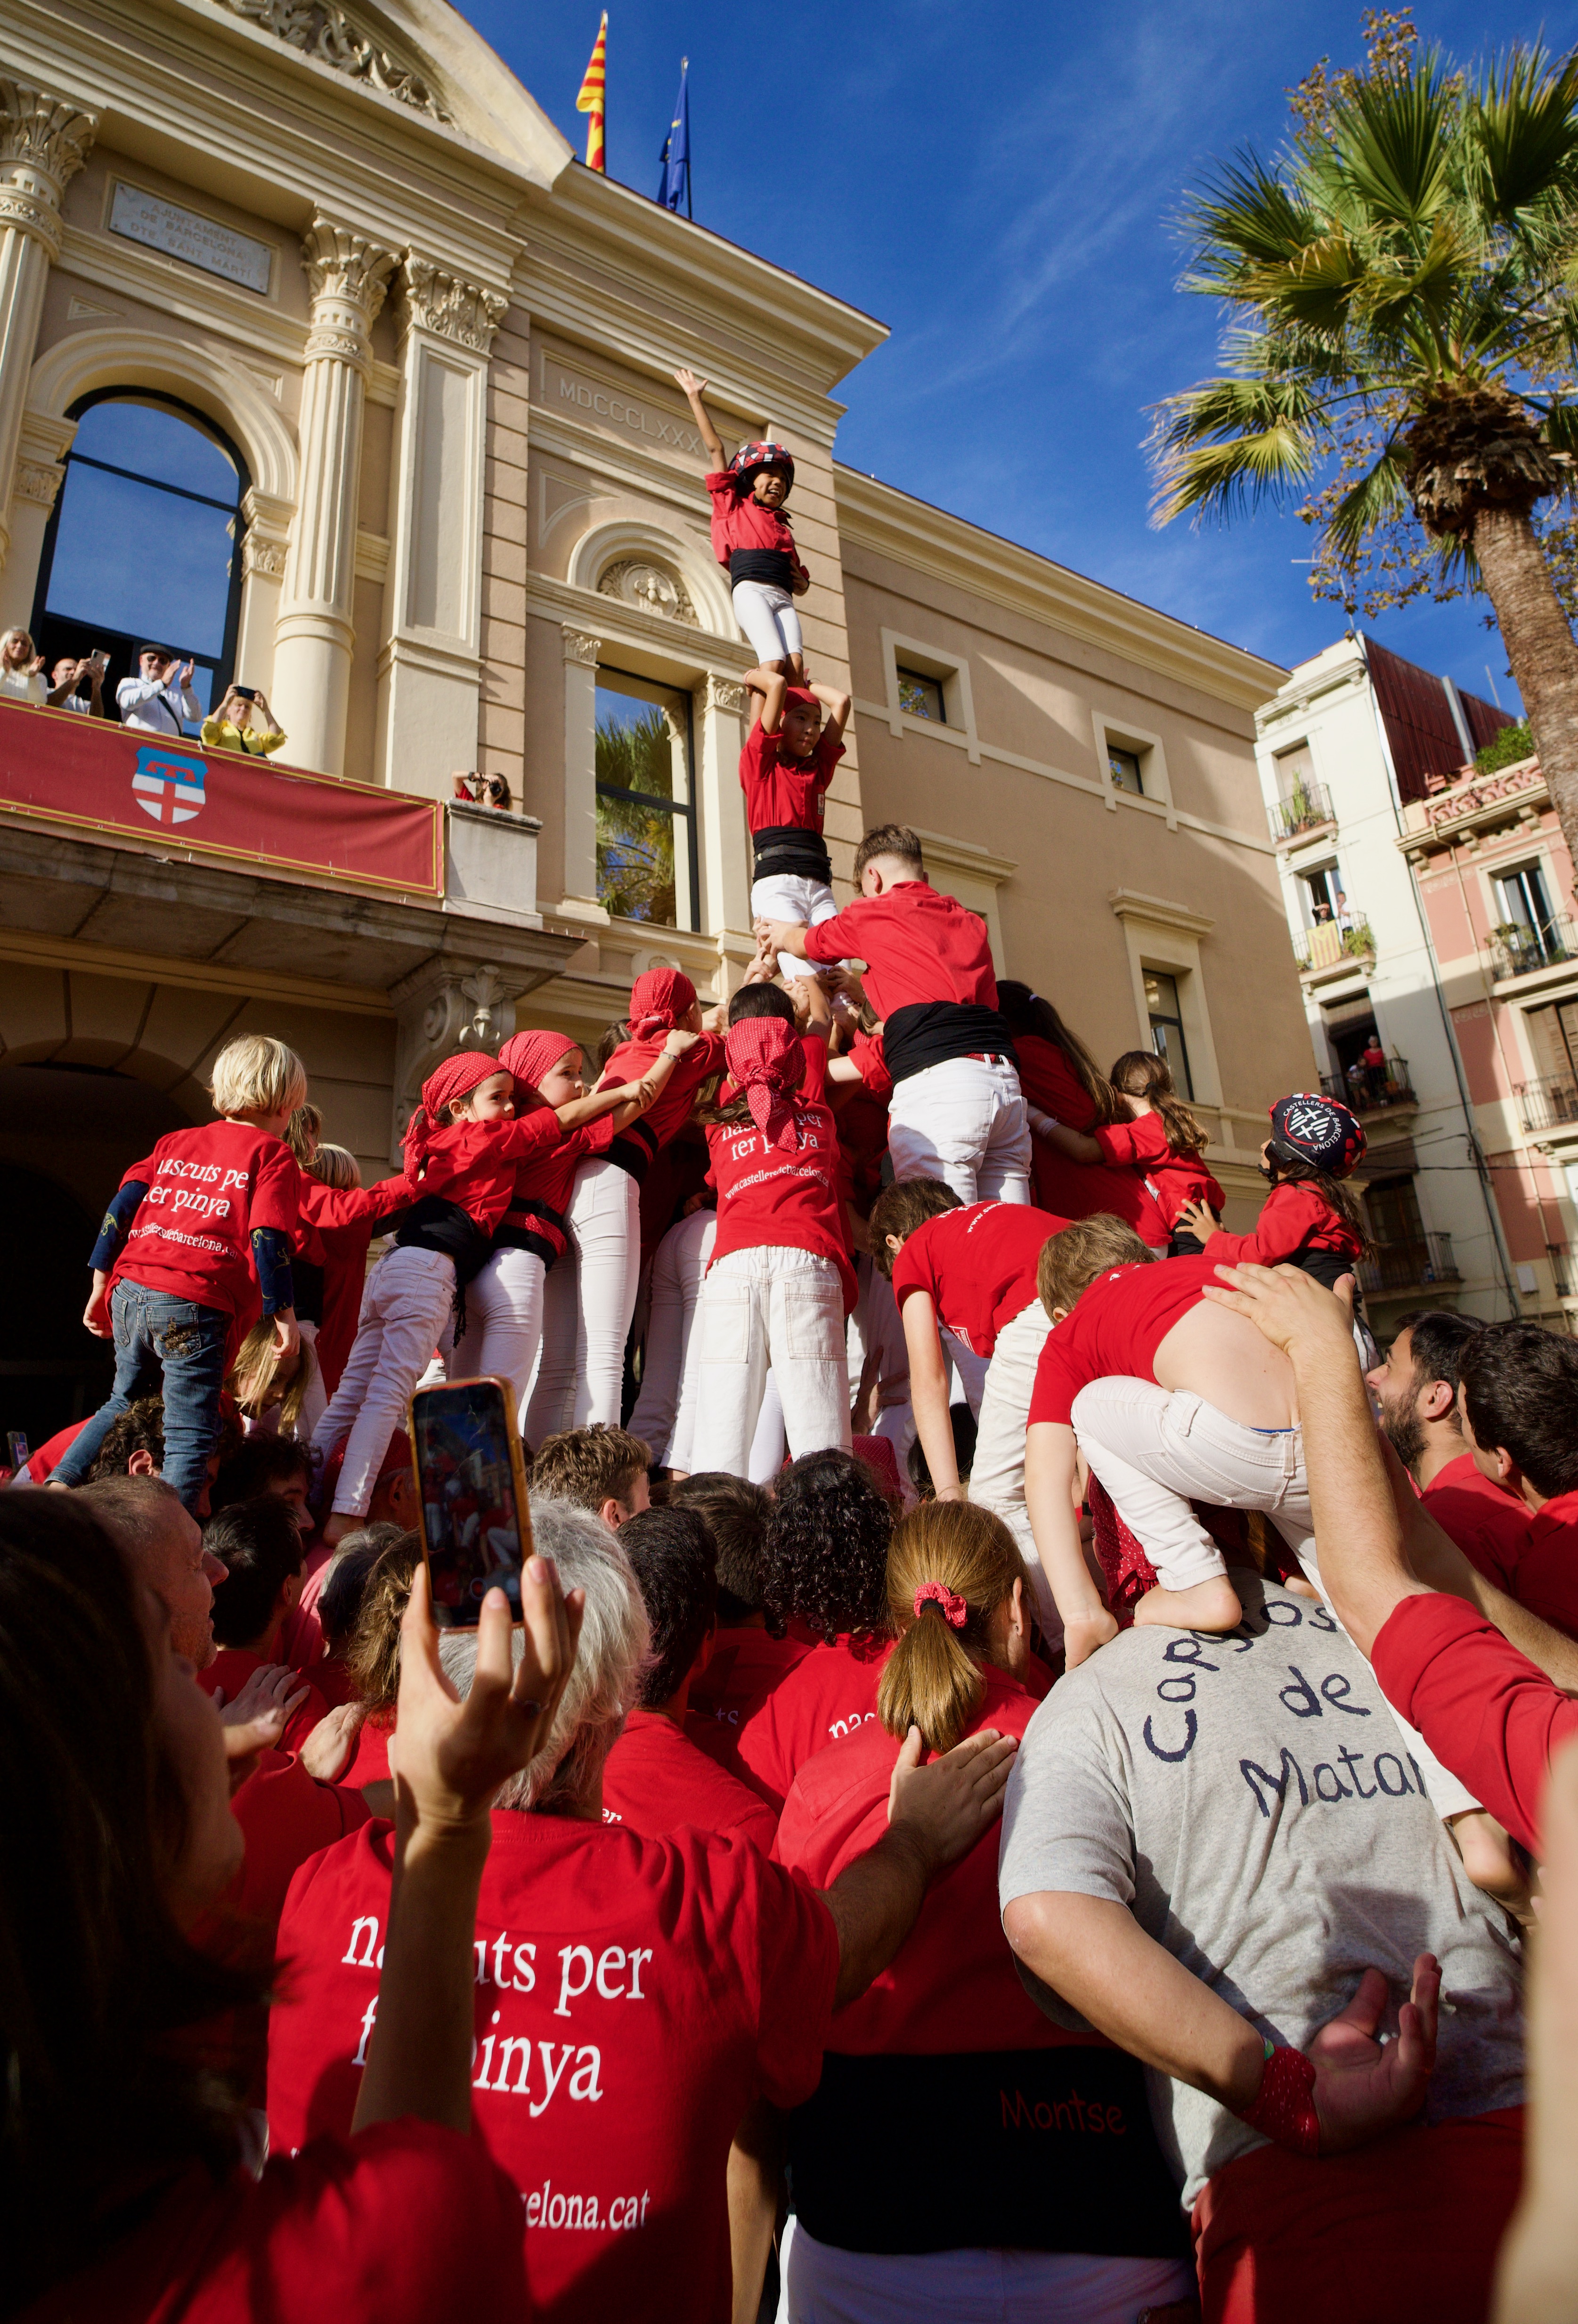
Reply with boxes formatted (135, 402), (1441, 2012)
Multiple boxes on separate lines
(0, 626), (46, 703)
(1359, 1034), (1388, 1106)
(47, 652), (105, 716)
(202, 684), (286, 758)
(1335, 888), (1356, 934)
(117, 644), (200, 736)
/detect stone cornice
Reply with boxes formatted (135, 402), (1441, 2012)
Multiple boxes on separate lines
(212, 0), (449, 122)
(1109, 886), (1216, 938)
(524, 569), (753, 676)
(1397, 758), (1547, 855)
(836, 467), (1285, 715)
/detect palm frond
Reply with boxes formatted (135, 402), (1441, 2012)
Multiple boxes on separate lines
(1148, 377), (1322, 525)
(1323, 447), (1413, 564)
(1331, 51), (1460, 236)
(1465, 45), (1578, 225)
(1180, 150), (1327, 288)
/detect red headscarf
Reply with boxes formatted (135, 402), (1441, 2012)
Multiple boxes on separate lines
(629, 966), (696, 1043)
(783, 685), (819, 710)
(499, 1029), (578, 1094)
(724, 1016), (803, 1152)
(403, 1049), (502, 1169)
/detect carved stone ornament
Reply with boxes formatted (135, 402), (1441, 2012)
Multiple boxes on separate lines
(0, 80), (97, 192)
(302, 214), (398, 325)
(597, 558), (698, 627)
(242, 530), (287, 579)
(561, 628), (602, 667)
(15, 460), (63, 508)
(216, 0), (449, 120)
(390, 961), (530, 1151)
(403, 258), (507, 353)
(703, 673), (745, 716)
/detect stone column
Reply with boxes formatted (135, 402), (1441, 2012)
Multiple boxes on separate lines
(271, 213), (397, 775)
(559, 625), (609, 922)
(696, 670), (754, 987)
(0, 80), (95, 577)
(375, 256), (506, 794)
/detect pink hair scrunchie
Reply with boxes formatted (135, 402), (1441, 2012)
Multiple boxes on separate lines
(914, 1581), (968, 1629)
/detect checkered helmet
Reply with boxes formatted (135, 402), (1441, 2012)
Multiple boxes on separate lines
(729, 440), (794, 492)
(1269, 1091), (1366, 1176)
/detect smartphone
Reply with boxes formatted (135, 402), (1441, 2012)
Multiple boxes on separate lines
(7, 1431), (28, 1470)
(91, 649), (109, 671)
(232, 684), (257, 702)
(408, 1376), (532, 1626)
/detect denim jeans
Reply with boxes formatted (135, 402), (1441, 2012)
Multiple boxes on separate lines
(52, 1280), (229, 1512)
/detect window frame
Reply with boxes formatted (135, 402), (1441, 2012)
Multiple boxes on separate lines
(592, 662), (702, 935)
(1144, 967), (1195, 1098)
(895, 664), (947, 724)
(1107, 744), (1145, 796)
(30, 387), (250, 725)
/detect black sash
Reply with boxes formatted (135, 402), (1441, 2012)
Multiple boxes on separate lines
(1293, 1242), (1368, 1317)
(606, 1132), (651, 1185)
(729, 546), (795, 589)
(493, 1196), (568, 1267)
(883, 1001), (1018, 1088)
(789, 2048), (1187, 2258)
(752, 822), (832, 884)
(395, 1196), (492, 1286)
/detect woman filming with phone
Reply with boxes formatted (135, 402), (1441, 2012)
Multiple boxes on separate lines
(202, 683), (287, 758)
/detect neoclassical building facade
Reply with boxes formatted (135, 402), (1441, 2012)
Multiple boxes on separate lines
(0, 0), (1318, 1439)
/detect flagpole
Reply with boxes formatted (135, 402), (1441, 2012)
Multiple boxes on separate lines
(683, 57), (691, 219)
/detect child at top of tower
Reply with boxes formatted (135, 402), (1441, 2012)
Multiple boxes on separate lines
(675, 367), (808, 680)
(740, 663), (851, 984)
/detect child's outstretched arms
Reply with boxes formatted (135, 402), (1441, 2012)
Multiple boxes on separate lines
(675, 368), (726, 471)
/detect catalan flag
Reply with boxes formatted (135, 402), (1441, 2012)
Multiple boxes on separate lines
(576, 13), (607, 173)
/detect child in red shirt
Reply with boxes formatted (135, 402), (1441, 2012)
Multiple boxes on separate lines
(53, 1033), (308, 1514)
(675, 367), (809, 676)
(1034, 1046), (1222, 1256)
(1180, 1090), (1368, 1284)
(691, 982), (854, 1479)
(740, 664), (852, 981)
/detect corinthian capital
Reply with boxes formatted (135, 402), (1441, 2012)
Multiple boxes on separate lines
(301, 212), (398, 344)
(402, 256), (508, 354)
(0, 80), (97, 191)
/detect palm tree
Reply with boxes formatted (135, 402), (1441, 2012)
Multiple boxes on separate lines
(1152, 41), (1578, 857)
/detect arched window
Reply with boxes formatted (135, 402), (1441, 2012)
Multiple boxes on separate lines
(31, 390), (249, 728)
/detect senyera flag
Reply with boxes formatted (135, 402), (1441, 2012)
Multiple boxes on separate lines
(0, 701), (443, 897)
(576, 12), (607, 172)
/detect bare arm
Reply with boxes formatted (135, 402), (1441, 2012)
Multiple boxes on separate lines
(1494, 1737), (1578, 2319)
(1025, 1420), (1117, 1665)
(807, 681), (851, 744)
(674, 367), (727, 470)
(741, 665), (789, 734)
(757, 917), (812, 961)
(900, 1290), (961, 1500)
(1029, 1110), (1102, 1166)
(727, 2098), (783, 2324)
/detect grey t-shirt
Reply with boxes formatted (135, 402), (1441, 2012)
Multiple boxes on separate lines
(998, 1575), (1523, 2209)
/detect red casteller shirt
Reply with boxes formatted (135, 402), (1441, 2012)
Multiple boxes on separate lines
(1028, 1255), (1221, 1428)
(602, 1707), (777, 1852)
(734, 1633), (893, 1810)
(740, 718), (844, 836)
(890, 1201), (1064, 1360)
(198, 1647), (328, 1753)
(830, 1033), (891, 1219)
(114, 1122), (301, 1319)
(704, 1038), (856, 1312)
(1421, 1452), (1534, 1597)
(598, 1032), (725, 1156)
(267, 1810), (838, 2324)
(1204, 1181), (1363, 1264)
(500, 1112), (615, 1259)
(410, 1113), (563, 1237)
(704, 471), (807, 581)
(1370, 1592), (1578, 1855)
(1016, 1035), (1167, 1239)
(15, 2122), (528, 2324)
(1505, 1488), (1578, 1640)
(297, 1174), (412, 1395)
(1093, 1112), (1225, 1233)
(774, 1671), (1082, 2057)
(803, 881), (997, 1020)
(686, 1626), (811, 1737)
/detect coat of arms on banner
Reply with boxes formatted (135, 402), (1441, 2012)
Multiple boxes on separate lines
(131, 744), (207, 826)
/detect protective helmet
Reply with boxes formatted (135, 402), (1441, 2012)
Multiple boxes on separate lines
(1268, 1091), (1366, 1176)
(729, 440), (794, 493)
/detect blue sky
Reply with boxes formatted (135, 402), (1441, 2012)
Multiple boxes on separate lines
(460, 0), (1578, 715)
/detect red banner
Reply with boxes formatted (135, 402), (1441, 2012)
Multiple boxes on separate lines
(0, 700), (443, 897)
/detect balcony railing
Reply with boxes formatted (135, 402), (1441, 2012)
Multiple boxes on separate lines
(1357, 1231), (1460, 1297)
(1490, 914), (1576, 978)
(1322, 1057), (1415, 1114)
(1293, 917), (1375, 973)
(1268, 778), (1337, 846)
(1515, 1076), (1578, 1134)
(1549, 1243), (1578, 1298)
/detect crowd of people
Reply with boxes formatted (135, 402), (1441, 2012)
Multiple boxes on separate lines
(6, 434), (1578, 2324)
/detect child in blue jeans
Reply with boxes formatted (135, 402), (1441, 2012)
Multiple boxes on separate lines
(52, 1034), (307, 1514)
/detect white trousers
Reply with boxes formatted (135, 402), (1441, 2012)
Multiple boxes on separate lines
(691, 1246), (851, 1478)
(628, 1208), (715, 1468)
(785, 2220), (1193, 2324)
(850, 1260), (916, 1468)
(451, 1246), (546, 1431)
(750, 869), (840, 984)
(1071, 1375), (1478, 1819)
(312, 1246), (455, 1519)
(887, 1056), (1031, 1206)
(732, 578), (802, 664)
(525, 1158), (641, 1436)
(968, 1301), (1056, 1633)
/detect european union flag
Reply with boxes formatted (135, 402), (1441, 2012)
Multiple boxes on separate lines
(658, 59), (690, 215)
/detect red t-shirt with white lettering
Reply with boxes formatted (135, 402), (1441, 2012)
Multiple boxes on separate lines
(16, 2124), (527, 2324)
(734, 1633), (893, 1810)
(774, 1671), (1085, 2055)
(115, 1121), (301, 1318)
(267, 1810), (837, 2324)
(705, 1039), (856, 1310)
(803, 881), (997, 1019)
(739, 719), (844, 835)
(687, 1626), (811, 1734)
(1028, 1255), (1220, 1427)
(890, 1202), (1064, 1359)
(602, 1707), (777, 1852)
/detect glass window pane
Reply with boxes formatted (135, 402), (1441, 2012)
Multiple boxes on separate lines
(45, 462), (236, 656)
(1109, 747), (1144, 795)
(595, 690), (681, 802)
(597, 788), (677, 925)
(71, 398), (239, 502)
(594, 673), (695, 928)
(897, 668), (944, 722)
(1143, 970), (1178, 1015)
